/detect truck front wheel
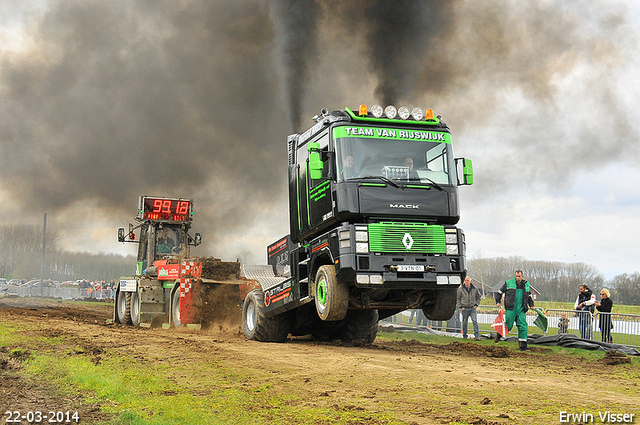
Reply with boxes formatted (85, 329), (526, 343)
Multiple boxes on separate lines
(242, 290), (291, 342)
(315, 265), (348, 321)
(422, 288), (457, 321)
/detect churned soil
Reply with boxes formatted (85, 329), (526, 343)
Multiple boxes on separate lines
(198, 258), (241, 280)
(0, 296), (637, 425)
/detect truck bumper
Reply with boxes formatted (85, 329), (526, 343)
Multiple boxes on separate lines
(337, 252), (463, 289)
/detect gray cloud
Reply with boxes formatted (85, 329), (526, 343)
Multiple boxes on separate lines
(0, 0), (637, 259)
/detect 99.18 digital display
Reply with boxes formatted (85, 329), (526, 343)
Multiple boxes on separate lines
(140, 197), (192, 222)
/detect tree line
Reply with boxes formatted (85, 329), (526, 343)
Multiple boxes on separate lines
(2, 224), (638, 304)
(0, 224), (134, 283)
(468, 255), (640, 305)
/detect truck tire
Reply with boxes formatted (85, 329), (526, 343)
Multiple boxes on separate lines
(130, 291), (141, 326)
(171, 290), (183, 328)
(242, 289), (291, 342)
(115, 290), (130, 324)
(339, 309), (379, 343)
(422, 288), (457, 321)
(315, 265), (348, 321)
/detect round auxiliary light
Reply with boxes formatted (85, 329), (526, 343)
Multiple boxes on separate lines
(411, 107), (424, 121)
(398, 106), (410, 120)
(371, 104), (384, 118)
(384, 105), (397, 119)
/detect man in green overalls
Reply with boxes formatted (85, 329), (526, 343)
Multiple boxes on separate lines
(494, 270), (534, 351)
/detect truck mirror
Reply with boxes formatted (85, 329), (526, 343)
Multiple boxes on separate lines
(307, 142), (324, 180)
(309, 152), (323, 180)
(463, 158), (474, 185)
(118, 228), (125, 242)
(455, 158), (474, 186)
(194, 233), (202, 246)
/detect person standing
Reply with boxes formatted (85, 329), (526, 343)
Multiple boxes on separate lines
(457, 276), (482, 340)
(494, 270), (534, 351)
(574, 285), (596, 339)
(595, 289), (613, 343)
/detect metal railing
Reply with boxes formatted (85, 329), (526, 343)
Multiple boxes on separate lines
(544, 308), (640, 347)
(1, 283), (114, 300)
(384, 307), (640, 348)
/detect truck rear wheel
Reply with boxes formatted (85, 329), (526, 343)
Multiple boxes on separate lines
(339, 309), (379, 343)
(242, 290), (291, 342)
(130, 291), (141, 326)
(422, 288), (457, 321)
(315, 265), (348, 321)
(115, 290), (130, 324)
(171, 290), (183, 328)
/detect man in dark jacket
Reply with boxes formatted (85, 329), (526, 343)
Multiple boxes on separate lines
(494, 270), (534, 350)
(457, 276), (482, 340)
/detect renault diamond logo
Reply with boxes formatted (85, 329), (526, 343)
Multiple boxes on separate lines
(402, 233), (414, 250)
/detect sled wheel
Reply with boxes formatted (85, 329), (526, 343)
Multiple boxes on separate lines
(115, 290), (130, 324)
(314, 265), (349, 321)
(242, 290), (291, 342)
(172, 290), (182, 328)
(422, 288), (457, 321)
(129, 291), (141, 326)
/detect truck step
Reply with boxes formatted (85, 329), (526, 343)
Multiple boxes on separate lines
(240, 264), (276, 279)
(298, 258), (310, 266)
(241, 264), (290, 291)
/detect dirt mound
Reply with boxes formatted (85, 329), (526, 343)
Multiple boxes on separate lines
(446, 341), (511, 358)
(600, 350), (631, 365)
(197, 258), (241, 280)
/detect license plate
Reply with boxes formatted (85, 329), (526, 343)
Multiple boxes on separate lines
(396, 265), (425, 272)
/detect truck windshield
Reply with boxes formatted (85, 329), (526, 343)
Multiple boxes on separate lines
(333, 126), (455, 185)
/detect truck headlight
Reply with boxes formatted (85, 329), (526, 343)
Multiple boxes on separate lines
(355, 231), (368, 242)
(371, 104), (384, 118)
(356, 242), (369, 253)
(445, 233), (457, 244)
(384, 105), (397, 119)
(369, 275), (383, 284)
(357, 274), (370, 284)
(446, 245), (459, 255)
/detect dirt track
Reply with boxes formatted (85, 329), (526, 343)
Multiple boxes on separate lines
(1, 296), (638, 425)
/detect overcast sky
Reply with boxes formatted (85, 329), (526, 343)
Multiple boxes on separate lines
(1, 0), (638, 280)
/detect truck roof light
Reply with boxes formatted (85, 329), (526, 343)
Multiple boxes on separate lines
(398, 106), (410, 120)
(425, 109), (434, 121)
(384, 105), (397, 119)
(358, 104), (368, 116)
(371, 104), (384, 118)
(411, 107), (424, 121)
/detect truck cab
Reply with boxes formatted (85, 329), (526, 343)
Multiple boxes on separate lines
(243, 104), (473, 343)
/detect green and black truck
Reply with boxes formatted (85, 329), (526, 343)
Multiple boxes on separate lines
(242, 104), (473, 343)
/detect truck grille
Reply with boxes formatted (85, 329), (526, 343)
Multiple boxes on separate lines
(368, 222), (446, 254)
